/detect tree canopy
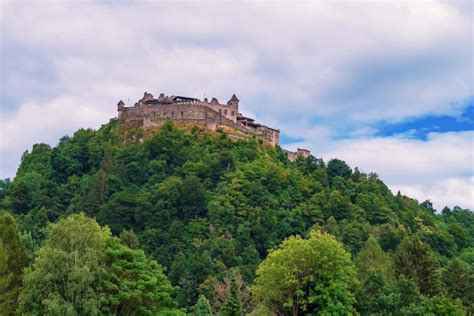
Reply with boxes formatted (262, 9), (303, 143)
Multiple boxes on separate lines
(0, 120), (472, 313)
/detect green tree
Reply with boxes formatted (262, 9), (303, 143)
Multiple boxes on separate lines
(401, 296), (464, 315)
(119, 229), (140, 249)
(18, 213), (182, 315)
(441, 258), (473, 309)
(17, 213), (109, 315)
(220, 279), (242, 316)
(395, 237), (438, 296)
(0, 242), (15, 315)
(0, 212), (28, 315)
(101, 237), (181, 315)
(193, 295), (213, 316)
(252, 230), (357, 315)
(327, 159), (352, 182)
(355, 237), (395, 284)
(355, 271), (394, 315)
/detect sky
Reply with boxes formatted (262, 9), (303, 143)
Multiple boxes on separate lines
(0, 0), (473, 211)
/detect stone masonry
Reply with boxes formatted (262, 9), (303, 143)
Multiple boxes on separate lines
(117, 92), (280, 146)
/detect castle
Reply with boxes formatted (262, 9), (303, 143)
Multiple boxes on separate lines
(117, 92), (280, 145)
(117, 92), (310, 160)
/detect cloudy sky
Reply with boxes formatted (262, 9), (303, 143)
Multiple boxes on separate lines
(1, 0), (473, 210)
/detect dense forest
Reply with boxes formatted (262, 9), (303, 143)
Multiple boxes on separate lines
(0, 119), (472, 315)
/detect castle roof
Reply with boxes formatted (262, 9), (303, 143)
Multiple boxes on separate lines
(172, 96), (200, 102)
(229, 94), (239, 102)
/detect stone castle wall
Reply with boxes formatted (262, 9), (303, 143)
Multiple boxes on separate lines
(118, 97), (278, 144)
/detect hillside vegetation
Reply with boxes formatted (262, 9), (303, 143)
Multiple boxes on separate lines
(0, 119), (473, 315)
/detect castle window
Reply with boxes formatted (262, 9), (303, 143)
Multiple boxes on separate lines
(181, 112), (184, 117)
(231, 111), (235, 116)
(224, 110), (228, 115)
(171, 112), (174, 116)
(164, 112), (166, 116)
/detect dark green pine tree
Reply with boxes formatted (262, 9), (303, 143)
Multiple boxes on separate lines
(0, 242), (15, 315)
(441, 258), (474, 308)
(0, 212), (28, 315)
(395, 237), (438, 296)
(119, 229), (140, 250)
(220, 279), (242, 316)
(193, 294), (213, 316)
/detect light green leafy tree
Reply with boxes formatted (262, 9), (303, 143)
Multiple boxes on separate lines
(355, 236), (395, 284)
(252, 230), (357, 315)
(18, 213), (183, 315)
(17, 213), (110, 315)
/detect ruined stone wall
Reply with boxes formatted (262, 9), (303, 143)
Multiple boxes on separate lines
(285, 148), (312, 161)
(205, 102), (238, 123)
(118, 102), (279, 146)
(256, 126), (280, 146)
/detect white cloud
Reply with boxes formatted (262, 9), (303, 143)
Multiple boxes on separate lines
(0, 96), (113, 177)
(320, 131), (474, 210)
(0, 1), (472, 210)
(2, 1), (471, 119)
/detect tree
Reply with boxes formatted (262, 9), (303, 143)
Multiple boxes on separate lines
(0, 242), (15, 315)
(325, 190), (355, 220)
(220, 279), (242, 316)
(101, 237), (181, 315)
(17, 213), (110, 315)
(441, 258), (473, 309)
(252, 230), (357, 315)
(193, 295), (213, 316)
(18, 213), (183, 315)
(395, 238), (438, 296)
(355, 271), (394, 314)
(119, 229), (140, 249)
(0, 212), (28, 315)
(354, 238), (396, 314)
(327, 159), (352, 182)
(355, 237), (395, 284)
(401, 296), (464, 315)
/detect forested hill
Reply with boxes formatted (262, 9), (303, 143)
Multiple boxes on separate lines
(0, 119), (473, 315)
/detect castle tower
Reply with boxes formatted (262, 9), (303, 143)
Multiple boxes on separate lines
(227, 94), (239, 108)
(227, 94), (239, 119)
(117, 100), (125, 111)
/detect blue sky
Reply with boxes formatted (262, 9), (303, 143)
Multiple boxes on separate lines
(0, 1), (472, 210)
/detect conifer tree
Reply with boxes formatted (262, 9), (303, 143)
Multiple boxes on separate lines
(355, 236), (395, 284)
(0, 212), (28, 315)
(220, 279), (242, 316)
(395, 237), (438, 295)
(0, 242), (15, 315)
(441, 258), (473, 309)
(193, 294), (213, 316)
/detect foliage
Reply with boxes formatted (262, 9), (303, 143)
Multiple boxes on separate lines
(441, 258), (473, 311)
(193, 295), (213, 316)
(220, 279), (242, 316)
(0, 212), (28, 315)
(355, 236), (395, 284)
(395, 237), (438, 296)
(0, 120), (472, 313)
(252, 230), (357, 315)
(101, 237), (181, 315)
(17, 213), (110, 315)
(17, 213), (182, 315)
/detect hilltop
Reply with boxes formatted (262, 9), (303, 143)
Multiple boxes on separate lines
(0, 119), (472, 314)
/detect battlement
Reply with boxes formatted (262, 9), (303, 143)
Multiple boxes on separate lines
(117, 92), (280, 146)
(285, 148), (312, 161)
